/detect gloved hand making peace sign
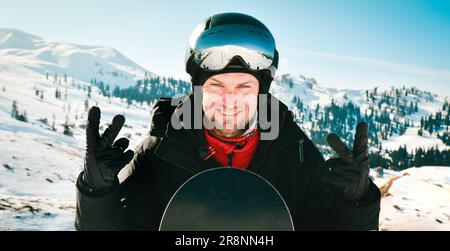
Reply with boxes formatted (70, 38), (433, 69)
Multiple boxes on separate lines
(80, 106), (134, 194)
(325, 122), (371, 202)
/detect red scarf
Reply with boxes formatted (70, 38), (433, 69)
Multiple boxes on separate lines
(203, 128), (260, 169)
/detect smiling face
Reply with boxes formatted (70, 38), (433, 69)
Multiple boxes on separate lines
(202, 72), (259, 138)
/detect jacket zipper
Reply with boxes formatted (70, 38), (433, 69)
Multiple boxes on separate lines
(298, 138), (304, 163)
(250, 136), (305, 171)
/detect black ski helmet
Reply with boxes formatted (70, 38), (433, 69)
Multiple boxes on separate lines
(185, 12), (279, 93)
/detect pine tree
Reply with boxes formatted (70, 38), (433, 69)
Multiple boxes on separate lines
(21, 111), (28, 122)
(63, 116), (73, 137)
(84, 99), (89, 112)
(11, 100), (19, 118)
(445, 113), (450, 127)
(55, 88), (61, 99)
(127, 98), (132, 108)
(315, 104), (320, 119)
(11, 101), (28, 123)
(51, 114), (56, 132)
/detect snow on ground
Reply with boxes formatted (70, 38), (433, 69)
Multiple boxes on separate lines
(0, 51), (153, 230)
(372, 166), (450, 231)
(0, 119), (81, 230)
(0, 95), (151, 230)
(382, 127), (449, 153)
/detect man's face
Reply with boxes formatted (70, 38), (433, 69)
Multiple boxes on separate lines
(202, 72), (259, 137)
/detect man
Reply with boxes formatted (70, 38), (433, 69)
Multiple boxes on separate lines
(75, 12), (380, 230)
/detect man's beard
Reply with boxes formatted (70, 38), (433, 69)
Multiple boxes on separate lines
(209, 112), (258, 138)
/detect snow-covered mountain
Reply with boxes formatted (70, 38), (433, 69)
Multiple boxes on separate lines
(271, 74), (363, 109)
(270, 73), (449, 156)
(0, 28), (153, 89)
(0, 29), (448, 230)
(271, 73), (445, 120)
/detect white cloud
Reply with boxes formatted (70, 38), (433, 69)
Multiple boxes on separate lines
(283, 48), (450, 81)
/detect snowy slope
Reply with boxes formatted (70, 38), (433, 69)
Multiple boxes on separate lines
(382, 127), (448, 153)
(0, 28), (153, 89)
(0, 84), (152, 230)
(372, 166), (450, 231)
(0, 54), (154, 230)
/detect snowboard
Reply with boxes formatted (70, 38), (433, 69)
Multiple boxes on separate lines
(159, 167), (294, 231)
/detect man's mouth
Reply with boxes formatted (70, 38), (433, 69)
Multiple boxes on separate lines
(222, 110), (241, 116)
(215, 107), (245, 116)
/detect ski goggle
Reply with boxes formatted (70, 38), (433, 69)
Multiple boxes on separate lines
(187, 21), (278, 78)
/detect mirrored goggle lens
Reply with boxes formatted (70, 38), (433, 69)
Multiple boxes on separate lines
(191, 24), (275, 71)
(194, 45), (273, 71)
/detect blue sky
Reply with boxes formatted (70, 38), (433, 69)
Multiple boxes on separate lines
(1, 0), (449, 96)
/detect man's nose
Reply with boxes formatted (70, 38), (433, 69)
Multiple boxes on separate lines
(222, 92), (238, 104)
(224, 87), (237, 95)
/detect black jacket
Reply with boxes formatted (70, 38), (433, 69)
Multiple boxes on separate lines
(75, 94), (380, 231)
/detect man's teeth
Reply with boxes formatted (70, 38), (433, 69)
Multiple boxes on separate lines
(222, 111), (241, 115)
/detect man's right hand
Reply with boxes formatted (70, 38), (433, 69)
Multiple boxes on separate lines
(80, 106), (134, 193)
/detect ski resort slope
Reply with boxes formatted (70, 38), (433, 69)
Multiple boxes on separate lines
(372, 166), (450, 231)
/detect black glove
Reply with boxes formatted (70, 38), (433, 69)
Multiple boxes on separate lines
(325, 122), (370, 202)
(80, 106), (134, 194)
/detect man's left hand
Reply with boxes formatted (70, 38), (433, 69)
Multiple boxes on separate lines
(325, 122), (370, 202)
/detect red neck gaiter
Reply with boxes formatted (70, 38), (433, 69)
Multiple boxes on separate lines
(203, 128), (260, 169)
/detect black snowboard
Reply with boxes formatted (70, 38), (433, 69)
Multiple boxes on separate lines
(159, 167), (294, 231)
